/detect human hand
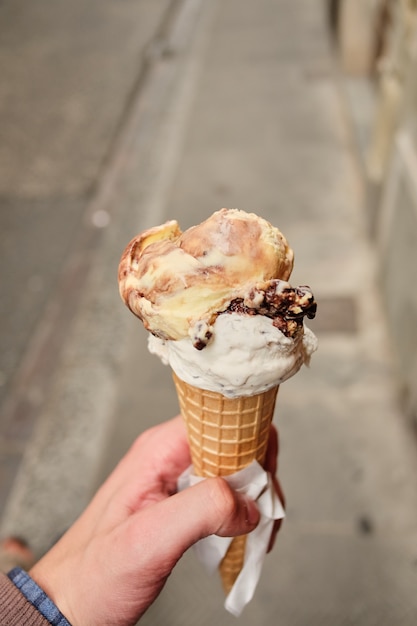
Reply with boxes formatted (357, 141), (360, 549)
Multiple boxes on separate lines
(30, 416), (283, 626)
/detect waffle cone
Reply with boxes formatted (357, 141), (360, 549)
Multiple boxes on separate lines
(172, 371), (279, 594)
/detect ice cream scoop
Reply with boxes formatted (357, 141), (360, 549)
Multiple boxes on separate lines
(118, 208), (295, 344)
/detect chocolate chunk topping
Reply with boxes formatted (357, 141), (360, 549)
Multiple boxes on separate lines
(190, 321), (213, 350)
(224, 281), (316, 338)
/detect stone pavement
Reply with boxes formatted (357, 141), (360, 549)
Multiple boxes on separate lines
(1, 0), (417, 624)
(0, 0), (174, 506)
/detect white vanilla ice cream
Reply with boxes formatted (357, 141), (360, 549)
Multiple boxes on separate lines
(149, 313), (317, 398)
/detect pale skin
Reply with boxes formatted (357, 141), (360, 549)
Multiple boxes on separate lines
(30, 416), (283, 626)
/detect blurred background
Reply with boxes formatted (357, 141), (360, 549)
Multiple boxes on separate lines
(1, 0), (417, 623)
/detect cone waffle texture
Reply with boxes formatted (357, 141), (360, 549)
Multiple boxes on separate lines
(172, 372), (278, 593)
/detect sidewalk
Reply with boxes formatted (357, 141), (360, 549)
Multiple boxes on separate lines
(2, 0), (417, 624)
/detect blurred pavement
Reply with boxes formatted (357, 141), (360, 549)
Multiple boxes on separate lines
(1, 0), (417, 624)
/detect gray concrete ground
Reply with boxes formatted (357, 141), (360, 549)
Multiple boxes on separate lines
(1, 0), (417, 624)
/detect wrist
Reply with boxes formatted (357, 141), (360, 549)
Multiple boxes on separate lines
(30, 558), (80, 626)
(9, 567), (72, 625)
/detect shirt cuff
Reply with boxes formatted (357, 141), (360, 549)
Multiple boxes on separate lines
(8, 567), (72, 626)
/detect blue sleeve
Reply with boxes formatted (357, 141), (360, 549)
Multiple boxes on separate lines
(8, 567), (72, 626)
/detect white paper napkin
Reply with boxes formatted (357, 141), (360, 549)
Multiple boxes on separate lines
(177, 460), (285, 616)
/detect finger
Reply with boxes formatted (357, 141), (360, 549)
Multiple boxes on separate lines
(101, 416), (189, 496)
(267, 473), (285, 553)
(127, 477), (260, 571)
(121, 416), (190, 483)
(77, 417), (191, 534)
(267, 518), (284, 553)
(160, 476), (260, 541)
(264, 424), (278, 475)
(129, 416), (192, 492)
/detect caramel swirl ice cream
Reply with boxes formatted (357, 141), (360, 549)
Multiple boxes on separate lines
(118, 208), (294, 343)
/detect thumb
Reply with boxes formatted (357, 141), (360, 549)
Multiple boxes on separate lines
(133, 477), (260, 568)
(187, 476), (260, 538)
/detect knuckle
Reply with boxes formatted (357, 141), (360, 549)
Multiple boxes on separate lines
(131, 423), (161, 450)
(130, 431), (150, 455)
(206, 477), (238, 527)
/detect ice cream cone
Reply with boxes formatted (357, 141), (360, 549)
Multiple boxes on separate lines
(172, 371), (279, 593)
(119, 209), (317, 609)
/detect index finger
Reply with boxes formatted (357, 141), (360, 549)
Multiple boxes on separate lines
(114, 415), (191, 495)
(87, 416), (191, 527)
